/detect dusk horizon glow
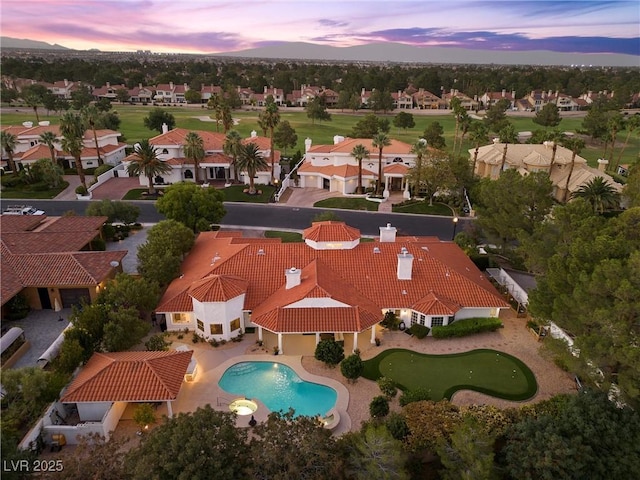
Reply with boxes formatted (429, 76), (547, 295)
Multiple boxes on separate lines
(1, 0), (639, 57)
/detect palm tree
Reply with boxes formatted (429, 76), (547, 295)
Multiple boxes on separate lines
(615, 114), (640, 172)
(183, 131), (204, 184)
(561, 137), (585, 202)
(410, 139), (428, 197)
(468, 122), (489, 175)
(372, 132), (391, 196)
(236, 142), (268, 195)
(262, 98), (280, 183)
(223, 130), (243, 182)
(605, 111), (624, 167)
(207, 95), (222, 132)
(571, 177), (620, 214)
(127, 139), (171, 195)
(457, 110), (472, 157)
(221, 104), (234, 133)
(545, 129), (566, 170)
(1, 131), (18, 173)
(39, 131), (59, 167)
(351, 144), (370, 194)
(60, 112), (87, 188)
(498, 124), (518, 176)
(82, 105), (103, 165)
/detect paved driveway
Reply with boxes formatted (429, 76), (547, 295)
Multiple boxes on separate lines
(91, 177), (141, 200)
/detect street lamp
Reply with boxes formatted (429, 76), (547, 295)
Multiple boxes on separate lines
(451, 216), (459, 241)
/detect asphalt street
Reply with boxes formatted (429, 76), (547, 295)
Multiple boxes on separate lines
(15, 200), (471, 240)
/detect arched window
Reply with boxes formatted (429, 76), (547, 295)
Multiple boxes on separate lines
(184, 169), (193, 179)
(161, 148), (169, 155)
(393, 157), (403, 163)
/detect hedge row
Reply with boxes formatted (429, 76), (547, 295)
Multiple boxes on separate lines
(408, 324), (430, 339)
(432, 317), (503, 339)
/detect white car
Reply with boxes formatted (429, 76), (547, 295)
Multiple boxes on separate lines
(3, 205), (45, 215)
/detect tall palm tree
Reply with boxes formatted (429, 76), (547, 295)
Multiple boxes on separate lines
(468, 122), (489, 176)
(545, 129), (566, 171)
(450, 97), (463, 155)
(183, 131), (204, 184)
(561, 137), (585, 202)
(615, 114), (640, 172)
(60, 112), (87, 188)
(1, 131), (18, 173)
(498, 123), (518, 176)
(351, 144), (370, 194)
(457, 110), (472, 157)
(605, 111), (624, 167)
(262, 98), (280, 183)
(410, 139), (428, 197)
(236, 142), (268, 195)
(127, 139), (171, 195)
(221, 104), (234, 133)
(207, 95), (222, 132)
(39, 131), (59, 167)
(372, 132), (391, 195)
(223, 130), (243, 182)
(571, 177), (620, 214)
(82, 105), (103, 165)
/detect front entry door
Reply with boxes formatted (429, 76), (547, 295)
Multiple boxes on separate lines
(38, 288), (52, 309)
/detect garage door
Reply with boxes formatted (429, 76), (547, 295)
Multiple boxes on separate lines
(59, 288), (91, 308)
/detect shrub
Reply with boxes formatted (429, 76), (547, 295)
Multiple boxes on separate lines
(91, 237), (106, 251)
(145, 333), (170, 351)
(5, 293), (30, 320)
(340, 352), (364, 382)
(209, 338), (219, 348)
(133, 403), (156, 431)
(314, 338), (345, 366)
(75, 184), (88, 195)
(399, 387), (432, 406)
(93, 164), (114, 177)
(369, 396), (390, 418)
(409, 324), (430, 339)
(377, 377), (398, 398)
(385, 412), (410, 440)
(191, 332), (200, 343)
(380, 310), (400, 330)
(432, 317), (503, 339)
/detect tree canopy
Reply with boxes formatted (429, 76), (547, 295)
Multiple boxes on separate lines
(156, 181), (226, 232)
(143, 107), (176, 132)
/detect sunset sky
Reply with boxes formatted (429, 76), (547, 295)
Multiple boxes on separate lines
(1, 0), (639, 56)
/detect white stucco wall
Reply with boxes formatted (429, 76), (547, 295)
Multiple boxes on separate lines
(286, 298), (350, 308)
(77, 402), (112, 422)
(164, 311), (195, 331)
(304, 239), (360, 250)
(193, 294), (245, 340)
(453, 307), (497, 320)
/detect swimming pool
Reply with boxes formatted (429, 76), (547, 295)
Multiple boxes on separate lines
(218, 361), (337, 417)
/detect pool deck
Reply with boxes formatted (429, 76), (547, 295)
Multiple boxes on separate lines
(112, 309), (574, 440)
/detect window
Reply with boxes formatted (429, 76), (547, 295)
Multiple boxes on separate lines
(173, 313), (189, 323)
(210, 324), (223, 335)
(161, 148), (169, 154)
(411, 311), (426, 326)
(230, 318), (240, 332)
(197, 319), (204, 331)
(431, 317), (444, 327)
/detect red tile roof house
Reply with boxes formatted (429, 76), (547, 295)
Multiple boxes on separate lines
(155, 221), (508, 355)
(0, 123), (127, 171)
(299, 136), (421, 199)
(123, 127), (280, 187)
(0, 215), (127, 314)
(19, 350), (193, 447)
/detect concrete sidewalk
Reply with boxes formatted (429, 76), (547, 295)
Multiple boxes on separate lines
(54, 175), (82, 200)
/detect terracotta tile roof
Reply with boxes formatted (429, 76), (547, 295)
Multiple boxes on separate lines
(303, 221), (361, 242)
(0, 215), (46, 233)
(61, 350), (193, 402)
(412, 291), (461, 315)
(156, 226), (509, 332)
(17, 144), (58, 162)
(242, 136), (271, 150)
(19, 125), (61, 137)
(308, 138), (412, 155)
(1, 255), (24, 301)
(189, 275), (248, 302)
(384, 163), (409, 174)
(297, 162), (376, 178)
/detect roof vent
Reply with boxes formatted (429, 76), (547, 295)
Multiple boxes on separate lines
(373, 247), (381, 254)
(402, 289), (407, 295)
(210, 252), (221, 265)
(400, 247), (408, 255)
(257, 248), (265, 256)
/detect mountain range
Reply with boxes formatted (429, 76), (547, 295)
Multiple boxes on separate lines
(1, 36), (638, 67)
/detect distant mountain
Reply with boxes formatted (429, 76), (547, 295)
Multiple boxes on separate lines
(1, 36), (70, 50)
(216, 41), (639, 67)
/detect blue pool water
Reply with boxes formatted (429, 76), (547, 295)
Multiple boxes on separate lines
(218, 361), (337, 417)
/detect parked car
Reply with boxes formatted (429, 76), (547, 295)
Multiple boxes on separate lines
(3, 205), (45, 215)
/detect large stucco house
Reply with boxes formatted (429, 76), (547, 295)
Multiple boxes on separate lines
(124, 126), (280, 187)
(0, 123), (127, 171)
(298, 136), (419, 198)
(471, 140), (623, 202)
(155, 221), (509, 355)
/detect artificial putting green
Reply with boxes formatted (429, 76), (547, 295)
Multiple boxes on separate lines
(362, 348), (537, 401)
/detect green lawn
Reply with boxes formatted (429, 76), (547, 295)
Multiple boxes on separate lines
(392, 201), (453, 216)
(314, 197), (379, 211)
(2, 106), (638, 169)
(362, 348), (537, 401)
(0, 181), (69, 199)
(222, 184), (275, 203)
(264, 230), (303, 242)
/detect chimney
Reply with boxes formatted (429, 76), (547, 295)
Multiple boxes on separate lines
(597, 158), (609, 172)
(397, 249), (414, 280)
(285, 267), (301, 289)
(512, 90), (516, 99)
(184, 83), (189, 91)
(251, 130), (257, 138)
(379, 223), (397, 243)
(264, 86), (268, 94)
(169, 81), (174, 90)
(361, 87), (365, 96)
(162, 123), (169, 134)
(107, 82), (111, 88)
(305, 137), (312, 153)
(501, 89), (506, 97)
(139, 83), (143, 89)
